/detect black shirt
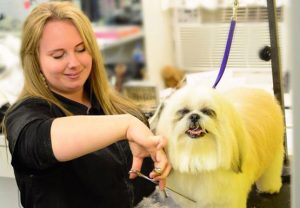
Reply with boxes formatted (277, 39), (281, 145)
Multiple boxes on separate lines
(5, 94), (155, 208)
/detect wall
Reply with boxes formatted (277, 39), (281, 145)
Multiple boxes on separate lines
(0, 0), (53, 19)
(0, 0), (32, 22)
(141, 0), (174, 89)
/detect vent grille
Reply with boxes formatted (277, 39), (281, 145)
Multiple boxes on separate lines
(174, 7), (284, 71)
(176, 7), (284, 23)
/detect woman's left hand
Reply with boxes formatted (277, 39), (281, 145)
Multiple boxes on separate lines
(128, 136), (171, 190)
(149, 149), (172, 190)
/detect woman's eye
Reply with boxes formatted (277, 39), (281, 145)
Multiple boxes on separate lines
(77, 47), (86, 53)
(52, 54), (64, 59)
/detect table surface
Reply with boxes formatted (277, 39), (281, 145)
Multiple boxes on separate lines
(247, 178), (291, 208)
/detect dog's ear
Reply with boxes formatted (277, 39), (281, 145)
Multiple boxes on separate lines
(223, 101), (246, 174)
(231, 155), (243, 173)
(149, 88), (178, 131)
(229, 129), (244, 174)
(230, 115), (246, 174)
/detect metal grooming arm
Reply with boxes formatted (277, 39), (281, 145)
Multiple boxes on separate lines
(266, 0), (290, 177)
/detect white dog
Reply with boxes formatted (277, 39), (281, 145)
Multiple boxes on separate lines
(152, 86), (284, 208)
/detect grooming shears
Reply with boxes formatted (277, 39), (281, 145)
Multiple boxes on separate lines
(129, 169), (168, 198)
(128, 169), (196, 203)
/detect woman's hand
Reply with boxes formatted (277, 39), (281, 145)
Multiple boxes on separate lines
(126, 116), (171, 190)
(149, 148), (172, 190)
(129, 139), (171, 190)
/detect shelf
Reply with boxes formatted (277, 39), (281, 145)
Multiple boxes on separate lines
(98, 31), (143, 51)
(93, 25), (143, 51)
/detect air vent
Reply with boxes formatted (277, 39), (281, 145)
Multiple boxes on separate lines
(173, 6), (285, 71)
(176, 7), (284, 23)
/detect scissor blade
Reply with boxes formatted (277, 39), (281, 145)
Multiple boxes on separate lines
(129, 170), (196, 203)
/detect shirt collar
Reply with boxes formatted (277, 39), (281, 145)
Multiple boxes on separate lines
(52, 92), (104, 115)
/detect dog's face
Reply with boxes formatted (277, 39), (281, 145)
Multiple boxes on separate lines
(155, 86), (244, 174)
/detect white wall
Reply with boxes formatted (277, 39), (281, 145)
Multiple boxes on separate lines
(141, 0), (174, 89)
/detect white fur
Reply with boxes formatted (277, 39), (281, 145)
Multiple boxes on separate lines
(154, 86), (284, 208)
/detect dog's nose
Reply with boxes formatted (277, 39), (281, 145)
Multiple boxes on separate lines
(189, 113), (200, 122)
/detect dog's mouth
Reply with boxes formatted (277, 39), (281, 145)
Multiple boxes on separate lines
(185, 124), (208, 139)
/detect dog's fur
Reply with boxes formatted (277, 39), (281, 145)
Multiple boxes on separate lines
(152, 85), (284, 208)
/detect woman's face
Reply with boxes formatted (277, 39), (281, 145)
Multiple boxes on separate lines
(39, 19), (92, 97)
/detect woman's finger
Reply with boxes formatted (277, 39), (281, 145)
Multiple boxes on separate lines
(154, 135), (167, 150)
(129, 156), (143, 179)
(151, 162), (172, 180)
(141, 135), (167, 154)
(149, 148), (172, 190)
(150, 148), (168, 170)
(155, 164), (172, 190)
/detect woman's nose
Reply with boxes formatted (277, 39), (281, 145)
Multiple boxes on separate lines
(67, 53), (80, 68)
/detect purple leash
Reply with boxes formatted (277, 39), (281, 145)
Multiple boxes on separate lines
(212, 19), (236, 89)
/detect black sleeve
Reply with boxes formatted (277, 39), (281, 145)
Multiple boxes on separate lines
(5, 98), (59, 171)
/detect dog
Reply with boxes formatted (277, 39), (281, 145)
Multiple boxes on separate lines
(151, 85), (285, 208)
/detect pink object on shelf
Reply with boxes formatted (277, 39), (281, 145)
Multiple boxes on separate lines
(94, 26), (140, 40)
(24, 0), (31, 10)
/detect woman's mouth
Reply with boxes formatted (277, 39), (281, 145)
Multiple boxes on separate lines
(65, 72), (81, 79)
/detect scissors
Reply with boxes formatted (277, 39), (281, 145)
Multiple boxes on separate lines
(129, 169), (196, 203)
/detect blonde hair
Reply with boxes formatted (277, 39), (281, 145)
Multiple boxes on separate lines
(16, 1), (147, 123)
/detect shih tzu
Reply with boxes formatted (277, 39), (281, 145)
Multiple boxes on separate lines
(151, 85), (284, 208)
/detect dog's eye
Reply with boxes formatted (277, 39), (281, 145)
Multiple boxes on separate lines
(177, 108), (190, 115)
(201, 108), (216, 117)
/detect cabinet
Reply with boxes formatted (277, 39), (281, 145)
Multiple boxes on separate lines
(0, 134), (14, 178)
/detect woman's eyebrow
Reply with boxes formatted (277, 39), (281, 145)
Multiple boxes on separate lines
(47, 42), (84, 54)
(47, 48), (64, 54)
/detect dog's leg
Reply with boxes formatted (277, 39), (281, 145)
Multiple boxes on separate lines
(228, 179), (250, 208)
(255, 145), (284, 193)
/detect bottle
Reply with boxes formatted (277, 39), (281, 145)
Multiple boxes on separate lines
(131, 43), (145, 79)
(132, 43), (144, 64)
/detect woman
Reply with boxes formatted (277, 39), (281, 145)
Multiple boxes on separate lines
(3, 2), (171, 207)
